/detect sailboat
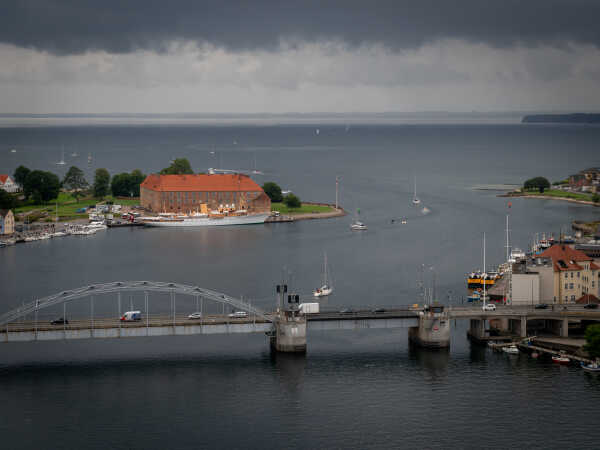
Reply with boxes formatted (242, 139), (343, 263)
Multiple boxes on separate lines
(56, 148), (66, 165)
(351, 208), (367, 231)
(314, 253), (333, 297)
(412, 176), (421, 205)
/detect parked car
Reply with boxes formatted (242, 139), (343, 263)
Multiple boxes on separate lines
(372, 308), (387, 313)
(340, 308), (355, 314)
(535, 303), (549, 309)
(584, 303), (599, 309)
(188, 312), (203, 319)
(228, 311), (248, 318)
(482, 303), (496, 311)
(51, 317), (68, 325)
(120, 311), (142, 321)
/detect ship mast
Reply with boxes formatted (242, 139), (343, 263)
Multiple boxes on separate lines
(483, 232), (487, 307)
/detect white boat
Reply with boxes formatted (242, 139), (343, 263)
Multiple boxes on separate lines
(71, 151), (79, 157)
(51, 231), (68, 237)
(88, 221), (108, 230)
(314, 253), (333, 297)
(38, 233), (51, 240)
(581, 361), (600, 373)
(11, 148), (17, 153)
(412, 176), (421, 205)
(24, 236), (39, 242)
(351, 221), (368, 231)
(56, 148), (66, 166)
(502, 345), (519, 354)
(143, 212), (269, 227)
(350, 208), (367, 231)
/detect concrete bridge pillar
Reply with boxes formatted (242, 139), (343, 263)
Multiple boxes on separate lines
(519, 316), (527, 338)
(469, 318), (485, 340)
(409, 308), (450, 348)
(272, 317), (306, 353)
(561, 318), (569, 338)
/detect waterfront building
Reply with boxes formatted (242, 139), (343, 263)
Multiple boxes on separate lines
(568, 167), (600, 193)
(0, 174), (19, 193)
(140, 174), (271, 214)
(0, 209), (15, 235)
(509, 257), (553, 306)
(537, 245), (600, 303)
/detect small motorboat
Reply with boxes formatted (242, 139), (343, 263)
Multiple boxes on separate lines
(351, 221), (367, 231)
(581, 361), (600, 373)
(552, 353), (570, 365)
(502, 345), (519, 354)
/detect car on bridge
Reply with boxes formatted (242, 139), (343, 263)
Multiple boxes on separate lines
(482, 303), (496, 311)
(188, 312), (203, 319)
(534, 303), (549, 309)
(372, 308), (387, 313)
(228, 311), (248, 318)
(51, 317), (68, 325)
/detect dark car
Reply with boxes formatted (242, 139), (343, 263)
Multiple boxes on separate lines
(584, 303), (599, 309)
(339, 308), (355, 314)
(534, 304), (548, 309)
(51, 317), (68, 325)
(372, 308), (387, 313)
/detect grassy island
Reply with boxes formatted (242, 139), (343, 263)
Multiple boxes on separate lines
(271, 202), (337, 215)
(14, 193), (140, 222)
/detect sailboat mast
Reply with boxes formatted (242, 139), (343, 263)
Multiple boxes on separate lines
(505, 214), (510, 262)
(483, 232), (486, 305)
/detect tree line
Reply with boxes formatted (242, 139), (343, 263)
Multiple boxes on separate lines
(0, 165), (146, 209)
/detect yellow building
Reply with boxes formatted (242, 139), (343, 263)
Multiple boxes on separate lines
(0, 209), (15, 235)
(539, 244), (600, 303)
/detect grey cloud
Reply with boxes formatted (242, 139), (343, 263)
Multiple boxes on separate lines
(2, 0), (600, 55)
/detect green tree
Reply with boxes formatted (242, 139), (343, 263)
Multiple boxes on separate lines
(129, 169), (146, 196)
(593, 194), (600, 204)
(13, 165), (30, 191)
(93, 168), (111, 198)
(0, 189), (17, 209)
(262, 182), (283, 202)
(24, 170), (61, 204)
(283, 193), (301, 208)
(584, 324), (600, 360)
(111, 170), (146, 197)
(62, 166), (88, 202)
(160, 158), (193, 175)
(524, 176), (551, 193)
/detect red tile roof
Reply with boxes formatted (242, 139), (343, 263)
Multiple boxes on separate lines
(591, 262), (600, 270)
(140, 174), (264, 192)
(0, 174), (10, 184)
(538, 244), (592, 272)
(575, 294), (600, 304)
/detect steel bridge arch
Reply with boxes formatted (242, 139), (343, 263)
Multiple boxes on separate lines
(0, 281), (271, 326)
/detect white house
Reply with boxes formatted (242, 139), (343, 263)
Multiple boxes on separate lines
(0, 174), (19, 193)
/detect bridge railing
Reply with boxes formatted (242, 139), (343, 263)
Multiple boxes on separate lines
(0, 281), (272, 327)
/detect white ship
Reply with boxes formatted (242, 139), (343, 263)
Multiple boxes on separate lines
(142, 212), (269, 227)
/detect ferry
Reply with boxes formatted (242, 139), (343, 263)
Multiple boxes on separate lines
(467, 272), (499, 289)
(142, 207), (269, 227)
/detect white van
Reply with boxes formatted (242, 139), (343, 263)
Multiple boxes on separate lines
(121, 311), (142, 321)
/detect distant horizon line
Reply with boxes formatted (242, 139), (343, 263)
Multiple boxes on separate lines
(1, 110), (599, 118)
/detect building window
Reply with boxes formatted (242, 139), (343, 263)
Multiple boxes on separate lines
(565, 283), (569, 289)
(565, 273), (568, 279)
(577, 272), (580, 278)
(565, 296), (568, 301)
(571, 295), (575, 302)
(569, 283), (574, 289)
(571, 272), (574, 278)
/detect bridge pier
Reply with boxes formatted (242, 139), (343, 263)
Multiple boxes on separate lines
(272, 318), (307, 353)
(409, 305), (450, 348)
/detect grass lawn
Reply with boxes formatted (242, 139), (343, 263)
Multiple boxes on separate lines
(522, 189), (594, 201)
(13, 194), (141, 221)
(271, 202), (335, 214)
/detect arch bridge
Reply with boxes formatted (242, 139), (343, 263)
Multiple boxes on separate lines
(1, 281), (274, 343)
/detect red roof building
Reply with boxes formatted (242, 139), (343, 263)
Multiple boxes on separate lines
(538, 245), (600, 303)
(140, 174), (270, 214)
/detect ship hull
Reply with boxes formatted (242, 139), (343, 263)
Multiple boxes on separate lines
(143, 213), (269, 227)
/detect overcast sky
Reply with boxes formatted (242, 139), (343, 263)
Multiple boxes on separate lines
(1, 0), (600, 113)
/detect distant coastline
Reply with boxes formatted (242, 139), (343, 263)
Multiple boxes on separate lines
(522, 113), (600, 124)
(500, 191), (598, 206)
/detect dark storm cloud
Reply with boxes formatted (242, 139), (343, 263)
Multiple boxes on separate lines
(2, 0), (600, 55)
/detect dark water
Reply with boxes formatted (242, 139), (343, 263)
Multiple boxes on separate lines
(2, 123), (600, 449)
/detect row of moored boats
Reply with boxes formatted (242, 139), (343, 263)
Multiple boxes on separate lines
(494, 343), (600, 372)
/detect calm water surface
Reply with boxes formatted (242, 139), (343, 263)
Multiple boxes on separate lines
(1, 123), (600, 449)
